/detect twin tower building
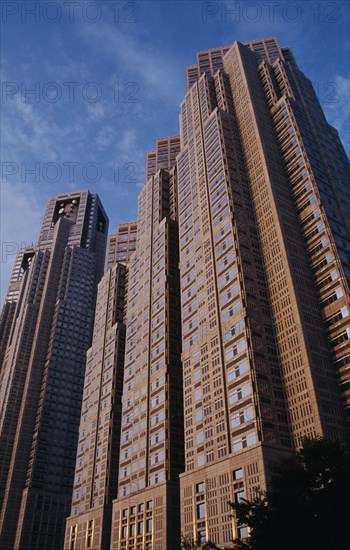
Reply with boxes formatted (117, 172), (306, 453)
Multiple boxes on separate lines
(1, 37), (350, 549)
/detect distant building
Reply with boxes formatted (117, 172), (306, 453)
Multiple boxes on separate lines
(0, 191), (108, 550)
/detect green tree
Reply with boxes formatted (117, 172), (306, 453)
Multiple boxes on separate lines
(226, 437), (350, 550)
(181, 533), (205, 549)
(180, 533), (197, 550)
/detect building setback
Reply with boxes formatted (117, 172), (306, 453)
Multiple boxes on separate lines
(106, 222), (137, 270)
(0, 191), (108, 550)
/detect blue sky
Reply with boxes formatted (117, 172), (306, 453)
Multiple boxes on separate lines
(1, 0), (349, 302)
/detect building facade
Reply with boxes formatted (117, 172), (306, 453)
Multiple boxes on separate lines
(106, 222), (138, 270)
(64, 223), (137, 550)
(0, 191), (108, 550)
(110, 137), (184, 550)
(66, 37), (349, 550)
(178, 36), (350, 546)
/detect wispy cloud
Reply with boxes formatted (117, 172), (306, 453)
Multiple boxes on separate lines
(80, 21), (184, 104)
(86, 102), (106, 121)
(96, 124), (116, 149)
(323, 75), (350, 154)
(0, 182), (43, 302)
(1, 0), (348, 303)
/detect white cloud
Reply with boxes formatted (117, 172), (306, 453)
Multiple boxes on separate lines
(119, 129), (137, 154)
(323, 75), (350, 155)
(2, 94), (69, 162)
(80, 22), (184, 104)
(96, 124), (116, 149)
(0, 182), (43, 303)
(86, 102), (106, 120)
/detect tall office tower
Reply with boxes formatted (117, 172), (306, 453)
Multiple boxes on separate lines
(64, 223), (137, 550)
(0, 190), (108, 550)
(178, 37), (350, 546)
(110, 137), (183, 550)
(106, 222), (138, 269)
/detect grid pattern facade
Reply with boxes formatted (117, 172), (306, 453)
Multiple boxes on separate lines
(185, 37), (283, 91)
(107, 222), (137, 269)
(0, 191), (108, 550)
(65, 264), (126, 550)
(110, 140), (183, 550)
(179, 37), (349, 546)
(145, 136), (180, 180)
(65, 224), (139, 550)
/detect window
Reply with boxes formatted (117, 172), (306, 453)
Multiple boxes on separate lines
(197, 454), (205, 467)
(218, 444), (227, 457)
(222, 300), (242, 321)
(227, 360), (249, 382)
(205, 448), (214, 462)
(233, 432), (257, 452)
(220, 284), (239, 304)
(197, 503), (205, 519)
(233, 468), (243, 480)
(146, 500), (153, 510)
(196, 482), (205, 493)
(69, 525), (77, 550)
(146, 518), (153, 532)
(86, 520), (93, 549)
(224, 320), (244, 341)
(195, 388), (202, 401)
(225, 339), (247, 361)
(229, 383), (252, 404)
(231, 406), (254, 427)
(238, 526), (249, 539)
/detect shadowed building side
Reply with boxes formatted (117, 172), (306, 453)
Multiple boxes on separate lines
(0, 191), (108, 550)
(64, 224), (137, 550)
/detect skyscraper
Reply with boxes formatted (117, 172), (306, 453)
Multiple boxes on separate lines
(0, 191), (108, 550)
(106, 36), (348, 549)
(64, 222), (137, 550)
(110, 136), (184, 550)
(178, 36), (350, 546)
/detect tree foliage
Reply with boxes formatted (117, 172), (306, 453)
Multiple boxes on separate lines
(226, 437), (350, 550)
(181, 533), (220, 549)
